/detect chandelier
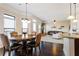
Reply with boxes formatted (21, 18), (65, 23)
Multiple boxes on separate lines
(21, 3), (30, 23)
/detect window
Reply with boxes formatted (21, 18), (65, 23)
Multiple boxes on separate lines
(32, 20), (37, 32)
(4, 14), (15, 37)
(38, 24), (41, 33)
(22, 20), (28, 33)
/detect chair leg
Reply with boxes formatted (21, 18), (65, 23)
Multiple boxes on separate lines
(34, 47), (37, 55)
(39, 46), (40, 51)
(3, 47), (5, 56)
(8, 50), (11, 56)
(39, 45), (41, 54)
(35, 47), (36, 53)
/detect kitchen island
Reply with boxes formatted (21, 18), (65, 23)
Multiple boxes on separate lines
(63, 33), (79, 56)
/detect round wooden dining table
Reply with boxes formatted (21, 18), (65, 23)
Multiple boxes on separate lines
(9, 35), (36, 55)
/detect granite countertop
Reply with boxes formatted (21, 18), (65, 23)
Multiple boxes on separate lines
(62, 33), (79, 39)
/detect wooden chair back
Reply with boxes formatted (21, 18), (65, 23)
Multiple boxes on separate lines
(11, 32), (18, 37)
(0, 34), (9, 49)
(31, 32), (37, 36)
(35, 33), (41, 46)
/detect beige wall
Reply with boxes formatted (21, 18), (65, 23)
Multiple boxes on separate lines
(0, 4), (23, 34)
(0, 4), (42, 34)
(0, 12), (4, 33)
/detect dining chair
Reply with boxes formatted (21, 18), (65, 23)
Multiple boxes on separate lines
(0, 34), (22, 56)
(27, 33), (42, 55)
(31, 32), (37, 42)
(10, 31), (22, 45)
(31, 32), (37, 36)
(10, 32), (18, 37)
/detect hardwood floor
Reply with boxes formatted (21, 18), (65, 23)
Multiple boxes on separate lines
(13, 42), (64, 56)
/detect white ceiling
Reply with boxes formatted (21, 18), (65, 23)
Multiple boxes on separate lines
(5, 3), (79, 22)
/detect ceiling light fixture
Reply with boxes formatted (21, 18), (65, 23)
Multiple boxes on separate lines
(53, 20), (56, 24)
(21, 3), (30, 23)
(73, 3), (77, 23)
(67, 3), (75, 20)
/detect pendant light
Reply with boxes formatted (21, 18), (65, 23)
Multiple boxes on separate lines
(21, 3), (30, 23)
(52, 20), (56, 28)
(73, 3), (77, 22)
(53, 20), (56, 24)
(67, 3), (75, 20)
